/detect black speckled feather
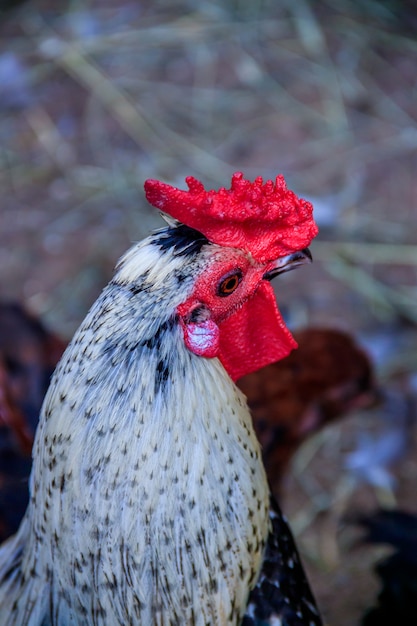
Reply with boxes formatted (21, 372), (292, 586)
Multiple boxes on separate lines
(243, 497), (323, 626)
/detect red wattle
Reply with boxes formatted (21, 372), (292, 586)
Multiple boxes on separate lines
(217, 282), (297, 382)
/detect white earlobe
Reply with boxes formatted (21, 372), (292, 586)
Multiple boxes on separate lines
(182, 319), (220, 358)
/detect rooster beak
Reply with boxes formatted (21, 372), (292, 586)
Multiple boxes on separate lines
(263, 248), (312, 281)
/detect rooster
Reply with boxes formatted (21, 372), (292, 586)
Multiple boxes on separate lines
(0, 172), (321, 625)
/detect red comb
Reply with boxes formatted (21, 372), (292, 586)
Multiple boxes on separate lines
(144, 172), (318, 261)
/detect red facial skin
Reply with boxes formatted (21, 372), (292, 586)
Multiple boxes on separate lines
(177, 250), (296, 382)
(146, 172), (318, 381)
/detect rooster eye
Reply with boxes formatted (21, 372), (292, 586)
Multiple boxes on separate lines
(217, 270), (243, 296)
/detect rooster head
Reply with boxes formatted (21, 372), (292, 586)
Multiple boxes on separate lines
(144, 172), (318, 381)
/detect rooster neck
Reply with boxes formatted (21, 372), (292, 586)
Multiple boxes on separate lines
(21, 278), (270, 624)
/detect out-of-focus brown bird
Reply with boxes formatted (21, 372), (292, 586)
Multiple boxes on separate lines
(0, 303), (66, 445)
(0, 303), (66, 541)
(238, 328), (376, 492)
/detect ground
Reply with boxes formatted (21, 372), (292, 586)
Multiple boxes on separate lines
(1, 1), (417, 624)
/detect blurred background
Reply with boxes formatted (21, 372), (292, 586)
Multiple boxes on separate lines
(1, 1), (417, 624)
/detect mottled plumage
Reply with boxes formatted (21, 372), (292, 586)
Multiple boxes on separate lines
(0, 219), (322, 624)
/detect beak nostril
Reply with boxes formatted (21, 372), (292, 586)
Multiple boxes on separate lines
(301, 247), (313, 262)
